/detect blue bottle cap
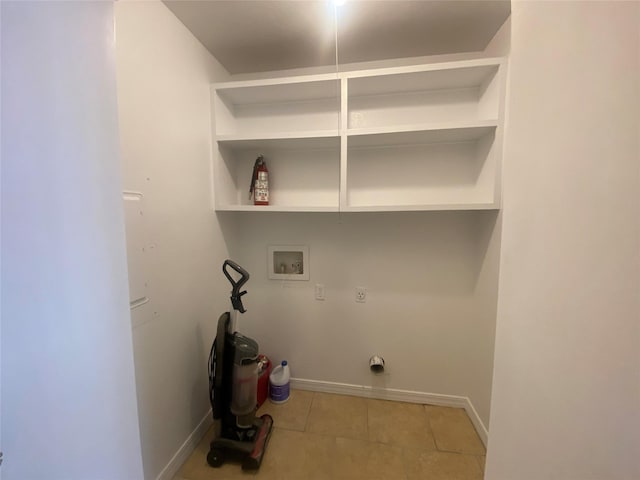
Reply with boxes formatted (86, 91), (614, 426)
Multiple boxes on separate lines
(282, 360), (288, 366)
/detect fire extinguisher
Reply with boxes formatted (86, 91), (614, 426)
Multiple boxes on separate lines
(249, 155), (269, 206)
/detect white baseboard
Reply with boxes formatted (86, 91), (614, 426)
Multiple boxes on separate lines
(156, 409), (213, 480)
(290, 377), (488, 446)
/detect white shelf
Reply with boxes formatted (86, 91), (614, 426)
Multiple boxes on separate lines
(211, 57), (506, 213)
(217, 205), (339, 213)
(217, 131), (340, 151)
(347, 62), (501, 129)
(213, 76), (341, 136)
(345, 128), (498, 210)
(346, 121), (498, 147)
(341, 203), (499, 212)
(215, 134), (340, 211)
(218, 202), (499, 212)
(214, 74), (340, 105)
(346, 61), (501, 96)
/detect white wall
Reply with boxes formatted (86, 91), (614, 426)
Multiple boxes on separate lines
(1, 2), (144, 479)
(486, 2), (640, 479)
(218, 29), (511, 433)
(229, 208), (500, 428)
(114, 2), (231, 479)
(221, 54), (507, 434)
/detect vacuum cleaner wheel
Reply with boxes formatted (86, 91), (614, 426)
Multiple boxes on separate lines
(207, 447), (225, 468)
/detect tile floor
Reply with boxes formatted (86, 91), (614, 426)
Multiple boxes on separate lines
(174, 390), (486, 480)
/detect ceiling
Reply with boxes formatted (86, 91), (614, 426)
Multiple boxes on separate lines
(164, 1), (511, 75)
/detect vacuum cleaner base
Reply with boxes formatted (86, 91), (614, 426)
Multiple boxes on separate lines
(207, 414), (274, 470)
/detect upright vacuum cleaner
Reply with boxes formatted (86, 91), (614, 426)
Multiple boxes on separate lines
(207, 260), (273, 470)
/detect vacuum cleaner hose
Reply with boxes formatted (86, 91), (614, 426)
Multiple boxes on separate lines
(208, 338), (217, 416)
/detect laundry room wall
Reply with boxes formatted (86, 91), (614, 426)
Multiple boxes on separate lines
(114, 3), (509, 476)
(1, 2), (144, 478)
(230, 211), (501, 429)
(222, 19), (511, 433)
(115, 2), (232, 479)
(486, 2), (640, 479)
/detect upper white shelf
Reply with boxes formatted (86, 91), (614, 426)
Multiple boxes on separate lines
(213, 76), (341, 136)
(346, 62), (500, 97)
(214, 74), (341, 105)
(346, 60), (502, 130)
(211, 57), (506, 213)
(347, 121), (498, 148)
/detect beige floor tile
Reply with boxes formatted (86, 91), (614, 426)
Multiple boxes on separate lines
(404, 449), (483, 480)
(257, 389), (313, 432)
(333, 436), (407, 480)
(176, 395), (489, 480)
(257, 428), (336, 480)
(367, 398), (436, 451)
(425, 405), (486, 455)
(305, 392), (368, 440)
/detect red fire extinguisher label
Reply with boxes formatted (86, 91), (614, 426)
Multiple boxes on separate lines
(255, 171), (269, 203)
(250, 155), (269, 205)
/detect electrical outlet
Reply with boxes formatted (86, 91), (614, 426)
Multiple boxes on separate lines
(356, 286), (367, 303)
(315, 283), (325, 301)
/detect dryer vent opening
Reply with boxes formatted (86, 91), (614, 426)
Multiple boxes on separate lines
(369, 355), (385, 374)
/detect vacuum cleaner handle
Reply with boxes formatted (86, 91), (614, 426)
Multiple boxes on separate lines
(222, 259), (250, 313)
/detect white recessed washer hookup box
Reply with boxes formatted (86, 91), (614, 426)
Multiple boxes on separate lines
(268, 245), (309, 281)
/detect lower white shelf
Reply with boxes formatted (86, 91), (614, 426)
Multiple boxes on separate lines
(341, 203), (499, 212)
(345, 124), (499, 211)
(216, 203), (498, 212)
(217, 205), (339, 212)
(215, 136), (340, 211)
